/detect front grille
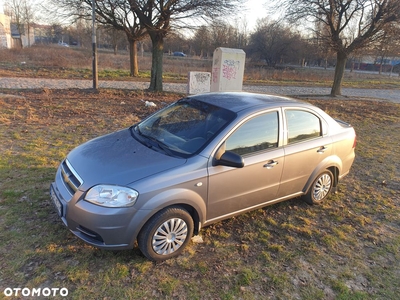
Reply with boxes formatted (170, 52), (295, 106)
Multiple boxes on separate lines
(61, 159), (83, 195)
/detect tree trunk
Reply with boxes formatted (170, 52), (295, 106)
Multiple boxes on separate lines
(27, 25), (31, 47)
(331, 51), (347, 96)
(128, 39), (139, 77)
(149, 34), (164, 92)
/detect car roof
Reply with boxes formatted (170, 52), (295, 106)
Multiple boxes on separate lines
(188, 92), (304, 113)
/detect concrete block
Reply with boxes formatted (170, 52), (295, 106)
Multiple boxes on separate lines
(187, 71), (211, 94)
(211, 47), (246, 92)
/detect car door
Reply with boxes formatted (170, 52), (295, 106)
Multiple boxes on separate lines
(206, 110), (284, 222)
(277, 108), (333, 197)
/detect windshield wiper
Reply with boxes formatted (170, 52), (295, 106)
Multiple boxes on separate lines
(131, 126), (153, 149)
(145, 134), (175, 156)
(133, 126), (174, 156)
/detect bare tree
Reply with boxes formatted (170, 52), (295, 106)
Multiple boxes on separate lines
(209, 20), (246, 50)
(313, 16), (335, 69)
(127, 0), (243, 92)
(102, 26), (128, 54)
(274, 0), (400, 96)
(247, 18), (304, 67)
(49, 0), (147, 77)
(372, 23), (400, 75)
(93, 0), (146, 76)
(69, 18), (92, 48)
(191, 25), (212, 58)
(190, 20), (249, 58)
(164, 32), (189, 55)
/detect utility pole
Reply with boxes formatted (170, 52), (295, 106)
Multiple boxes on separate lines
(92, 0), (98, 89)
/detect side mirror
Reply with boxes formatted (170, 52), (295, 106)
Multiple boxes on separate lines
(215, 150), (244, 168)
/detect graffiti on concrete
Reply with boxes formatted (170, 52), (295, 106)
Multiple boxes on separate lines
(194, 72), (210, 84)
(222, 59), (240, 80)
(188, 72), (211, 94)
(211, 67), (219, 83)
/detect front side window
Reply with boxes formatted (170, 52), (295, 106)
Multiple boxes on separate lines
(286, 110), (321, 144)
(226, 112), (279, 156)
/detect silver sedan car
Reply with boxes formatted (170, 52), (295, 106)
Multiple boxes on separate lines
(50, 92), (356, 261)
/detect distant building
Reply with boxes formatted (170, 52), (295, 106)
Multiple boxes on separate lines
(11, 23), (35, 47)
(0, 13), (35, 48)
(0, 13), (11, 48)
(352, 55), (400, 72)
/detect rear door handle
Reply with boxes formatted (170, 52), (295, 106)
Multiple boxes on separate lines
(264, 160), (278, 169)
(317, 146), (327, 154)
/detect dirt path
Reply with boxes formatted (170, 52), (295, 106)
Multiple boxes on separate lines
(0, 76), (399, 103)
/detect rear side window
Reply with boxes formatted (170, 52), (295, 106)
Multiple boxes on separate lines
(226, 112), (279, 156)
(286, 110), (321, 144)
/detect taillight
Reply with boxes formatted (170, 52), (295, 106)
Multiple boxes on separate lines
(352, 135), (357, 148)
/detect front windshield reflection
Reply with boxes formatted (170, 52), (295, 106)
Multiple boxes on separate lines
(136, 99), (235, 157)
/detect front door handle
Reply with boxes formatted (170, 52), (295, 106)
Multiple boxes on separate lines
(317, 146), (327, 154)
(264, 160), (278, 169)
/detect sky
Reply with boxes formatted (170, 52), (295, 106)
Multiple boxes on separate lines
(240, 0), (269, 31)
(236, 0), (285, 32)
(0, 0), (275, 32)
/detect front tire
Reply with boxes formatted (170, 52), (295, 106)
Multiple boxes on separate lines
(138, 207), (194, 261)
(304, 170), (334, 205)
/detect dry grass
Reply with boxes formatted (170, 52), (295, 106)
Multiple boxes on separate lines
(0, 45), (211, 80)
(0, 45), (399, 299)
(1, 45), (400, 89)
(0, 87), (399, 299)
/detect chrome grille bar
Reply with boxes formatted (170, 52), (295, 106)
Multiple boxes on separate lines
(61, 159), (83, 193)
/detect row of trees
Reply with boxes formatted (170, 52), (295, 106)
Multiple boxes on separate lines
(47, 0), (243, 92)
(4, 0), (400, 95)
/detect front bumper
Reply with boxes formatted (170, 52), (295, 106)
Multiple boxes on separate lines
(50, 169), (152, 250)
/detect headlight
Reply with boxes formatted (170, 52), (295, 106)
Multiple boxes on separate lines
(84, 185), (138, 207)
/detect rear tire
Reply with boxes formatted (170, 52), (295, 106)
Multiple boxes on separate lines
(138, 207), (194, 261)
(303, 170), (334, 205)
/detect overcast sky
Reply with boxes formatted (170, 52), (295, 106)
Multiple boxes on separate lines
(240, 0), (268, 30)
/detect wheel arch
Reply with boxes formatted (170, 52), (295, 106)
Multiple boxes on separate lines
(303, 156), (342, 194)
(163, 203), (201, 236)
(130, 188), (206, 246)
(137, 203), (201, 237)
(327, 165), (339, 190)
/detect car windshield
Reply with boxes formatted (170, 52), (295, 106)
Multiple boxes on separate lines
(135, 99), (235, 157)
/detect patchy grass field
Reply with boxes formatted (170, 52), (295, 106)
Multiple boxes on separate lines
(0, 88), (399, 299)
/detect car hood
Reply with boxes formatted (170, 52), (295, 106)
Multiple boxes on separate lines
(66, 128), (186, 189)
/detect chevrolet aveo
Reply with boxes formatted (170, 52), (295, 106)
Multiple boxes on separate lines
(50, 92), (356, 261)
